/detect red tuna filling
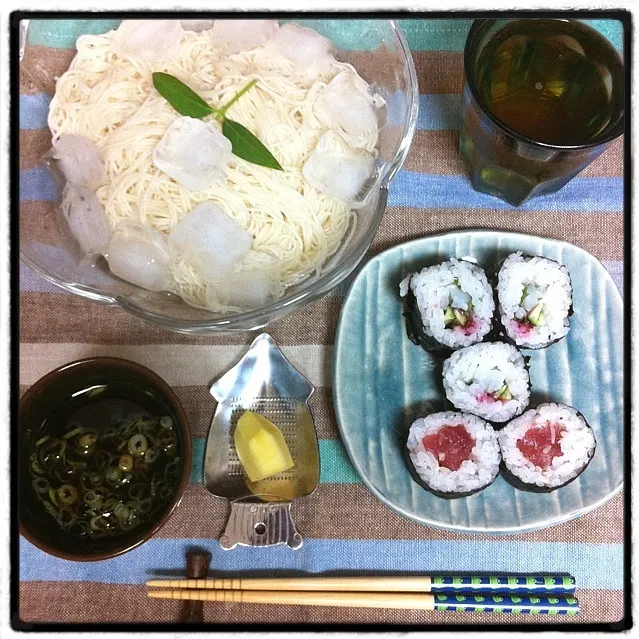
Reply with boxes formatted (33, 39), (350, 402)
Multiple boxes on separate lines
(516, 421), (566, 470)
(422, 425), (475, 471)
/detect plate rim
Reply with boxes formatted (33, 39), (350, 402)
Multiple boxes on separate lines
(332, 229), (624, 534)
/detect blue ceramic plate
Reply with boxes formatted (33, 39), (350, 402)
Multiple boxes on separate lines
(333, 231), (624, 533)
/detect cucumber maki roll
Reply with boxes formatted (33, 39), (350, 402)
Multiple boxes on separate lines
(442, 343), (530, 423)
(499, 403), (596, 492)
(405, 411), (501, 498)
(399, 259), (495, 353)
(496, 253), (573, 349)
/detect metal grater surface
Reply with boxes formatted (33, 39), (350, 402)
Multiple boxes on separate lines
(203, 334), (319, 550)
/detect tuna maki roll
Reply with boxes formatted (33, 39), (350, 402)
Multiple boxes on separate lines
(400, 259), (495, 353)
(497, 253), (573, 349)
(405, 412), (501, 498)
(442, 343), (530, 423)
(499, 403), (596, 492)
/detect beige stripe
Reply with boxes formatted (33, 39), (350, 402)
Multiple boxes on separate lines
(159, 483), (624, 545)
(18, 582), (624, 624)
(18, 290), (342, 347)
(20, 130), (51, 170)
(372, 209), (624, 262)
(18, 381), (338, 439)
(403, 131), (624, 178)
(343, 50), (464, 94)
(20, 46), (75, 95)
(19, 201), (63, 248)
(19, 49), (465, 99)
(21, 127), (623, 179)
(18, 342), (332, 389)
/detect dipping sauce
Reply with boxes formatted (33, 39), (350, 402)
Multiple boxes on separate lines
(26, 382), (182, 539)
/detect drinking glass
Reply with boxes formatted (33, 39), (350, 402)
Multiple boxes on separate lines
(459, 19), (624, 206)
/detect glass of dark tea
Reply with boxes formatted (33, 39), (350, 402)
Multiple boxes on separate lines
(460, 19), (624, 206)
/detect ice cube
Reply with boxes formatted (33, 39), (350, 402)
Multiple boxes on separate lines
(153, 117), (232, 192)
(302, 131), (374, 203)
(314, 71), (378, 138)
(169, 202), (252, 280)
(114, 20), (183, 61)
(207, 267), (275, 309)
(106, 226), (170, 292)
(51, 135), (104, 190)
(211, 19), (279, 54)
(60, 185), (111, 255)
(181, 19), (214, 32)
(269, 23), (333, 70)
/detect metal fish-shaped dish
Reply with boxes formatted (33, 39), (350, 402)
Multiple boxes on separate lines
(204, 333), (319, 549)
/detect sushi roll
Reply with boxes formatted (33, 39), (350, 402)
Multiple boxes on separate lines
(499, 403), (596, 492)
(399, 259), (495, 353)
(496, 253), (573, 349)
(405, 412), (501, 498)
(442, 343), (530, 423)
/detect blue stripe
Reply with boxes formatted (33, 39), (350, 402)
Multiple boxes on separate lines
(25, 18), (623, 52)
(20, 93), (51, 130)
(190, 438), (361, 485)
(388, 172), (624, 212)
(19, 92), (461, 133)
(418, 94), (460, 130)
(19, 536), (623, 590)
(20, 167), (59, 202)
(19, 167), (623, 214)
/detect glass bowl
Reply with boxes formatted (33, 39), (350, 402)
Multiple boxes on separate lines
(19, 18), (418, 333)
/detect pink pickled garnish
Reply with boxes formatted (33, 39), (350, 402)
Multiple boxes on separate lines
(512, 320), (533, 337)
(453, 317), (479, 336)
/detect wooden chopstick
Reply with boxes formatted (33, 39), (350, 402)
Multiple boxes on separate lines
(147, 588), (580, 615)
(147, 574), (576, 594)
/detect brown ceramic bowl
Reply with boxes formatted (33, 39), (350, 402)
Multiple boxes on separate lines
(19, 357), (192, 561)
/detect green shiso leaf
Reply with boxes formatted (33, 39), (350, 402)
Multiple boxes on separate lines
(222, 119), (284, 171)
(152, 72), (216, 119)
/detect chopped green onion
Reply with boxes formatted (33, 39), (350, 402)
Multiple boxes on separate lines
(78, 432), (97, 448)
(57, 507), (76, 527)
(160, 416), (173, 429)
(105, 466), (122, 485)
(32, 477), (50, 494)
(118, 454), (134, 472)
(48, 487), (60, 507)
(57, 484), (78, 506)
(128, 434), (148, 457)
(63, 426), (84, 440)
(84, 490), (102, 507)
(35, 435), (50, 447)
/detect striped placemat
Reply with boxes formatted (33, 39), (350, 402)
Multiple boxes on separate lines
(18, 18), (625, 626)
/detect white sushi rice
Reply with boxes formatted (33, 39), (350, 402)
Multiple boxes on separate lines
(407, 412), (500, 494)
(499, 403), (596, 488)
(497, 253), (572, 348)
(442, 343), (530, 422)
(399, 259), (494, 348)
